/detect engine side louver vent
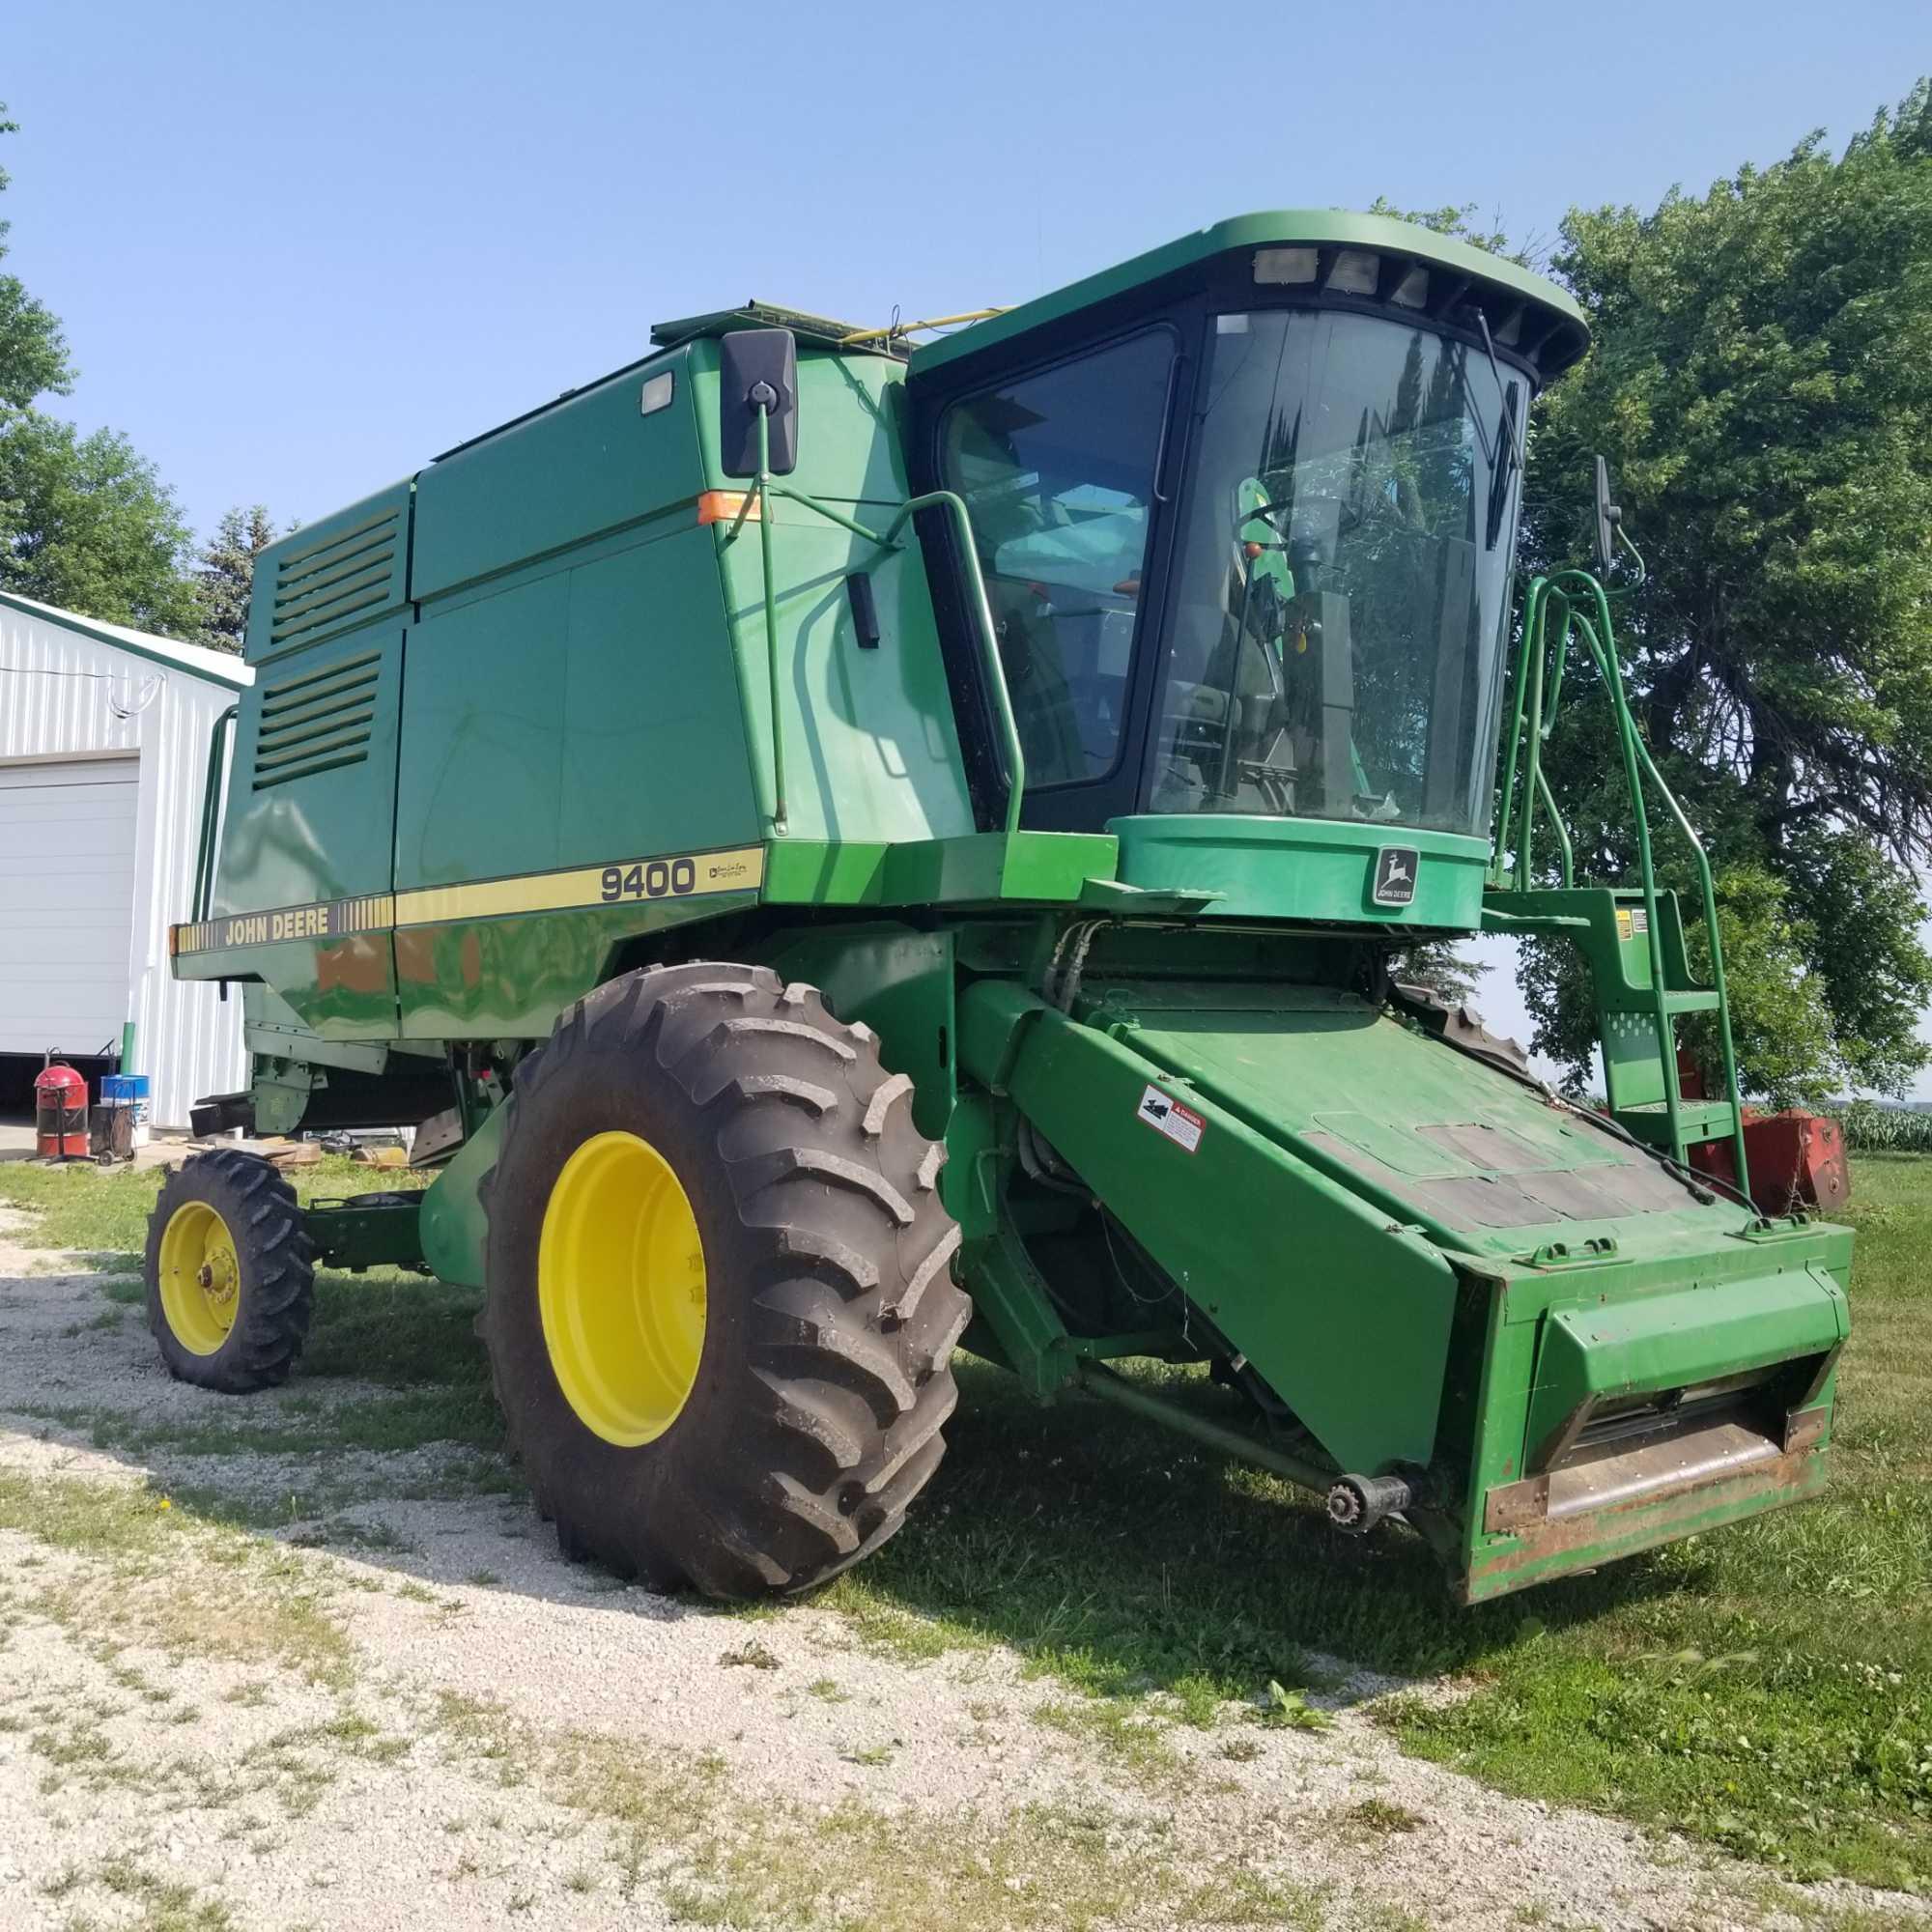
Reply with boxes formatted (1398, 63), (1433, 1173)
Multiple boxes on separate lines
(268, 507), (403, 651)
(252, 651), (381, 789)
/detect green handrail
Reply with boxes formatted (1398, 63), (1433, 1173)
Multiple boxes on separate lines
(1492, 569), (1749, 1192)
(874, 490), (1027, 838)
(192, 704), (239, 923)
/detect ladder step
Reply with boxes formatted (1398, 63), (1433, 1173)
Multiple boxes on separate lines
(1660, 989), (1720, 1014)
(1602, 987), (1720, 1017)
(1614, 1099), (1738, 1148)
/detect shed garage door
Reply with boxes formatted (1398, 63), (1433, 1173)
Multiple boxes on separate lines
(0, 757), (138, 1056)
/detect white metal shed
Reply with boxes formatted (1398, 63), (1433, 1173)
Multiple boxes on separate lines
(0, 591), (251, 1128)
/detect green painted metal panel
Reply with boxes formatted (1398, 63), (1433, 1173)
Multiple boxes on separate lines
(212, 938), (397, 1041)
(759, 831), (1119, 905)
(882, 831), (1117, 903)
(213, 611), (406, 1041)
(912, 211), (1589, 378)
(393, 526), (758, 893)
(688, 338), (914, 504)
(698, 344), (976, 845)
(760, 840), (894, 903)
(759, 923), (956, 1139)
(1111, 815), (1487, 926)
(1086, 980), (1754, 1265)
(397, 574), (571, 886)
(418, 1102), (508, 1289)
(1524, 1266), (1845, 1467)
(715, 515), (976, 843)
(219, 618), (404, 910)
(244, 484), (412, 664)
(966, 981), (1461, 1472)
(394, 893), (755, 1040)
(558, 532), (763, 860)
(411, 347), (701, 603)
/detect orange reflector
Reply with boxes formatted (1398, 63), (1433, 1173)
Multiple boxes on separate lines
(696, 491), (760, 526)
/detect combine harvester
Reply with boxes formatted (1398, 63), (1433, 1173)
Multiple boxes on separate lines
(150, 212), (1852, 1602)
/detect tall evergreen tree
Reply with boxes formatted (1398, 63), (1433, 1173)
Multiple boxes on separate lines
(194, 505), (278, 654)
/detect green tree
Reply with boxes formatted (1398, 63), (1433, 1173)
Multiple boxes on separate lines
(194, 504), (278, 654)
(0, 108), (200, 637)
(1387, 93), (1932, 1101)
(0, 412), (201, 635)
(1514, 81), (1932, 1101)
(0, 103), (71, 410)
(1365, 196), (1524, 264)
(1396, 939), (1484, 1008)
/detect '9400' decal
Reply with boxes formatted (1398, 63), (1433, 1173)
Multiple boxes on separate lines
(600, 856), (698, 901)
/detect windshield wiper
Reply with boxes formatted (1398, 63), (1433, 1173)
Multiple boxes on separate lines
(1470, 307), (1522, 552)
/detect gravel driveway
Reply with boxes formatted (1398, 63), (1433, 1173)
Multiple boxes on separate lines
(0, 1208), (1923, 1932)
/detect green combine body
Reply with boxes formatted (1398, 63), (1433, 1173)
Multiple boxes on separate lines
(151, 211), (1852, 1605)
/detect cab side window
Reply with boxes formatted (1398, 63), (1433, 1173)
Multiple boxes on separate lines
(939, 332), (1174, 789)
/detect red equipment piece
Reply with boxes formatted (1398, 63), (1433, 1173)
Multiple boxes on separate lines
(34, 1060), (89, 1161)
(1693, 1109), (1850, 1217)
(1677, 1045), (1851, 1216)
(1747, 1109), (1850, 1214)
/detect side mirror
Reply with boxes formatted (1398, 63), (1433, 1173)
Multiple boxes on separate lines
(1592, 454), (1622, 575)
(718, 328), (799, 478)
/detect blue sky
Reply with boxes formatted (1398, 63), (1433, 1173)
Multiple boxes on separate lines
(8, 0), (1928, 1080)
(11, 0), (1924, 543)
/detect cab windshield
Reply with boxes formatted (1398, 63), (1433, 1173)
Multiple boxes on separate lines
(1153, 309), (1523, 836)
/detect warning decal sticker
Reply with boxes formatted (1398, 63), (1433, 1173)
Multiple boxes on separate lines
(1135, 1084), (1206, 1154)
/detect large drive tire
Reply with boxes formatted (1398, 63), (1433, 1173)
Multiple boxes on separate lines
(480, 961), (971, 1599)
(145, 1150), (316, 1392)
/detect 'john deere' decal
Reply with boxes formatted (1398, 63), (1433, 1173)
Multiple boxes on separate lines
(1372, 846), (1419, 907)
(170, 844), (765, 955)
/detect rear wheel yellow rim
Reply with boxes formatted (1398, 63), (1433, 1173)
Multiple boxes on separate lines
(538, 1130), (707, 1447)
(156, 1201), (242, 1356)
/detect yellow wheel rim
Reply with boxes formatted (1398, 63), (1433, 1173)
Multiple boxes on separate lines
(156, 1201), (242, 1356)
(538, 1130), (707, 1447)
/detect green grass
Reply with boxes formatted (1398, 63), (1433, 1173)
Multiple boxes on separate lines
(828, 1154), (1932, 1894)
(0, 1153), (430, 1264)
(5, 1149), (1927, 1894)
(0, 1467), (355, 1682)
(0, 1154), (500, 1509)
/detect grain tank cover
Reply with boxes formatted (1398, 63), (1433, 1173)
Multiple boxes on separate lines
(649, 299), (880, 352)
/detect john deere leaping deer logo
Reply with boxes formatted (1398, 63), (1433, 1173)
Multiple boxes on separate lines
(1372, 846), (1419, 907)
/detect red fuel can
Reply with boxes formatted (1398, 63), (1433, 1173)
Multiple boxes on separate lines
(33, 1061), (89, 1160)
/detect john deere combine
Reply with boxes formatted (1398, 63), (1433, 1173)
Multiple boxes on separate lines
(151, 212), (1852, 1603)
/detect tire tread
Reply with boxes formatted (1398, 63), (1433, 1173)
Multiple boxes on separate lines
(482, 959), (970, 1599)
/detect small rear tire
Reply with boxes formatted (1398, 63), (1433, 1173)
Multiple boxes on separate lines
(481, 961), (971, 1600)
(145, 1150), (315, 1392)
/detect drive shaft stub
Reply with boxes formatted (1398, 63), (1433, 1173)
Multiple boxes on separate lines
(1326, 1472), (1412, 1535)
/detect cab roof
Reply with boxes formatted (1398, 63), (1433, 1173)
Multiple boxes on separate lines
(911, 210), (1590, 384)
